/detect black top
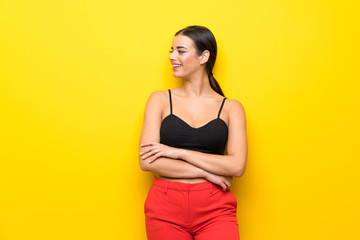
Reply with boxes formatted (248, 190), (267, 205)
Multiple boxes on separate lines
(160, 89), (228, 155)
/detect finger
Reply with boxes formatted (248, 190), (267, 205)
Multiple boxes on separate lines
(149, 152), (162, 163)
(142, 146), (159, 154)
(225, 179), (231, 187)
(141, 145), (156, 152)
(141, 142), (156, 147)
(139, 146), (156, 156)
(221, 182), (227, 191)
(142, 148), (161, 160)
(224, 179), (232, 189)
(141, 150), (151, 160)
(223, 182), (229, 190)
(150, 150), (162, 158)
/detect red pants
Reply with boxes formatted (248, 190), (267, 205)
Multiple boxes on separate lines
(144, 176), (239, 240)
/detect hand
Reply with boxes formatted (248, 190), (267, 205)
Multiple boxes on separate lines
(140, 142), (181, 163)
(203, 171), (232, 191)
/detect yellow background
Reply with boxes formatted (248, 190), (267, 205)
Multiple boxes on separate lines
(0, 0), (359, 239)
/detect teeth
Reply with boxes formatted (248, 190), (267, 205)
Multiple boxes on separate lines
(173, 65), (181, 67)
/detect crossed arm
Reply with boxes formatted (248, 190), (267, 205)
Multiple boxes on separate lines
(140, 144), (246, 178)
(139, 91), (247, 187)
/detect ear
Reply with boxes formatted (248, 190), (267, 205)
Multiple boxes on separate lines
(199, 50), (210, 65)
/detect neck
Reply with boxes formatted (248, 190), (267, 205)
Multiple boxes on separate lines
(181, 71), (213, 97)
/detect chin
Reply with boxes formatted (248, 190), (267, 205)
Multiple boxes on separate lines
(173, 72), (184, 78)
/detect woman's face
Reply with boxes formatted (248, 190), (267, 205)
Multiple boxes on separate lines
(169, 34), (204, 78)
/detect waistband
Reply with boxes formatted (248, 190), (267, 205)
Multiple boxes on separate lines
(152, 176), (221, 193)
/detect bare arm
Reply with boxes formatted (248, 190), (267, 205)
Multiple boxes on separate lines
(138, 90), (198, 176)
(139, 91), (231, 190)
(138, 90), (232, 189)
(140, 156), (204, 179)
(178, 100), (247, 177)
(141, 99), (248, 178)
(140, 157), (232, 190)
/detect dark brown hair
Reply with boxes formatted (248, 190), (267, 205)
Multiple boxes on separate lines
(175, 25), (225, 97)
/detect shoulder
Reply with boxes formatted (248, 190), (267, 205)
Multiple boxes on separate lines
(225, 98), (245, 113)
(146, 89), (168, 105)
(225, 98), (246, 122)
(144, 89), (169, 115)
(148, 89), (168, 100)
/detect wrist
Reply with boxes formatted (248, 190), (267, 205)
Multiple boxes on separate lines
(199, 169), (209, 179)
(177, 148), (187, 160)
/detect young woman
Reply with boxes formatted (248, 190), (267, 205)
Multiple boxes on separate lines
(139, 25), (247, 240)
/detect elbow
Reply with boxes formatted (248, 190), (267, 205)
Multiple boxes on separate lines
(233, 167), (245, 178)
(140, 164), (147, 172)
(232, 156), (247, 178)
(139, 160), (149, 172)
(232, 162), (246, 178)
(139, 155), (158, 172)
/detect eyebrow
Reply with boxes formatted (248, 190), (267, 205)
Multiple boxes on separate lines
(170, 46), (188, 49)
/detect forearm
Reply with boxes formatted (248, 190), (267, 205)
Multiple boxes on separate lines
(178, 149), (246, 178)
(140, 156), (207, 179)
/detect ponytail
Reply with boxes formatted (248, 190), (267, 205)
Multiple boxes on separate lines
(207, 72), (225, 97)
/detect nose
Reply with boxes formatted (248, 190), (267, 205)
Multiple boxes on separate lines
(169, 51), (176, 61)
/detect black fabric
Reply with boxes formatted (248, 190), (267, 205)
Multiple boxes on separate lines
(160, 89), (228, 155)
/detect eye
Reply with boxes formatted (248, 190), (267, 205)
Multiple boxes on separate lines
(168, 50), (186, 54)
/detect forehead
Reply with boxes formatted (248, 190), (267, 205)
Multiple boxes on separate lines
(171, 34), (195, 49)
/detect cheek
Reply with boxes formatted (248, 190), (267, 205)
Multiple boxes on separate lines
(181, 55), (198, 66)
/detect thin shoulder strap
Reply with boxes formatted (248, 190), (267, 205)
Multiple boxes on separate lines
(217, 97), (227, 118)
(168, 89), (173, 114)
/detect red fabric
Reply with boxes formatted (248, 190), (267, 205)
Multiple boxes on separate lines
(144, 176), (240, 240)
